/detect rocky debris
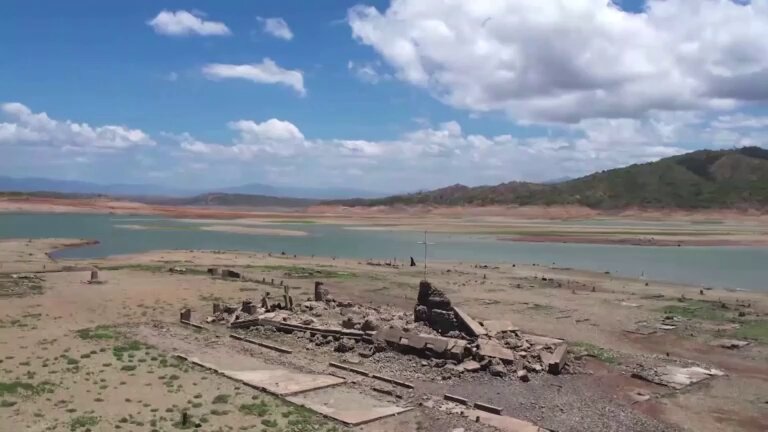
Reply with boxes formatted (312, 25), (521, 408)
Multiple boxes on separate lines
(221, 269), (241, 279)
(334, 338), (356, 353)
(488, 364), (507, 378)
(168, 266), (187, 274)
(207, 267), (220, 276)
(361, 318), (379, 332)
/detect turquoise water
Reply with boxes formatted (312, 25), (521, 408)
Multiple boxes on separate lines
(1, 213), (767, 291)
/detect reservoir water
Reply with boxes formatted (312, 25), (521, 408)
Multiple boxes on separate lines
(1, 213), (766, 291)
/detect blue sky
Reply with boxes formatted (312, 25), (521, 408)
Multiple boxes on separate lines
(2, 0), (768, 192)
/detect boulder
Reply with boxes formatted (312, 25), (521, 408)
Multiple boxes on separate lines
(334, 338), (356, 353)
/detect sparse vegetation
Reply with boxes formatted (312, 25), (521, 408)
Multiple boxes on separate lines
(337, 147), (768, 209)
(76, 325), (117, 340)
(251, 265), (355, 279)
(661, 300), (731, 321)
(239, 400), (270, 417)
(69, 415), (100, 431)
(212, 394), (230, 404)
(0, 380), (55, 398)
(571, 342), (618, 365)
(734, 320), (768, 344)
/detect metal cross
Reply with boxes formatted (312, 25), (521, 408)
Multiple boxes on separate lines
(417, 231), (435, 280)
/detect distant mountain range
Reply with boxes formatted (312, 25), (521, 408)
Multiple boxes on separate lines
(337, 147), (768, 209)
(0, 177), (383, 200)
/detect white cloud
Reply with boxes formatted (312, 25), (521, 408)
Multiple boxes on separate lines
(202, 59), (306, 96)
(177, 114), (705, 187)
(347, 60), (390, 84)
(348, 0), (768, 123)
(148, 10), (231, 36)
(0, 102), (155, 152)
(712, 113), (768, 129)
(258, 17), (294, 40)
(177, 118), (310, 158)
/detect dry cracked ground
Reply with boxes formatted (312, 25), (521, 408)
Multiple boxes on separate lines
(1, 238), (768, 432)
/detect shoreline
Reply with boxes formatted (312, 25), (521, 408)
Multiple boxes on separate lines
(27, 238), (764, 294)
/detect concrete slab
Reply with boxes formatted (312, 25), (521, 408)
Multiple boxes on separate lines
(453, 307), (487, 337)
(224, 369), (345, 396)
(521, 334), (564, 346)
(632, 366), (724, 390)
(482, 320), (520, 337)
(478, 338), (517, 362)
(465, 409), (549, 432)
(287, 386), (412, 426)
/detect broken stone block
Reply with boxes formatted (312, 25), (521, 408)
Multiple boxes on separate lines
(429, 309), (459, 334)
(212, 303), (221, 314)
(90, 270), (99, 282)
(241, 301), (256, 315)
(222, 269), (241, 279)
(207, 268), (220, 276)
(180, 308), (191, 322)
(488, 364), (507, 378)
(460, 360), (481, 372)
(414, 305), (429, 323)
(546, 344), (568, 375)
(341, 317), (358, 329)
(516, 369), (530, 382)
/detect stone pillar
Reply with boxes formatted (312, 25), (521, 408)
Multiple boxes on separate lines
(90, 270), (99, 282)
(213, 303), (221, 314)
(314, 281), (329, 302)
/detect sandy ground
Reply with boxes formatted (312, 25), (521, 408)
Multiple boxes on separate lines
(199, 225), (308, 237)
(1, 239), (767, 431)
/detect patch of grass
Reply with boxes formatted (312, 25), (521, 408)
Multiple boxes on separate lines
(0, 380), (55, 398)
(239, 401), (270, 417)
(120, 365), (137, 372)
(527, 303), (555, 312)
(261, 418), (278, 428)
(0, 399), (17, 408)
(99, 264), (167, 272)
(113, 340), (144, 361)
(209, 409), (229, 416)
(571, 342), (618, 365)
(76, 325), (117, 340)
(69, 415), (99, 431)
(733, 320), (768, 344)
(212, 394), (230, 404)
(250, 265), (355, 280)
(660, 300), (731, 321)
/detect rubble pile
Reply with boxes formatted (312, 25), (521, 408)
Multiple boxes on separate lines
(205, 278), (572, 381)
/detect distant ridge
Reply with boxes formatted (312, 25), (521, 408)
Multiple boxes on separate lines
(337, 147), (768, 209)
(0, 177), (382, 200)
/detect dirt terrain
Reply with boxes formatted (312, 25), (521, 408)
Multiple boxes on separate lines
(1, 239), (767, 431)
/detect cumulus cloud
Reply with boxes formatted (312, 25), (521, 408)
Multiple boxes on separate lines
(177, 113), (721, 188)
(347, 60), (390, 84)
(202, 59), (306, 95)
(712, 113), (768, 129)
(258, 17), (294, 40)
(178, 118), (310, 158)
(147, 10), (231, 36)
(0, 102), (155, 152)
(348, 0), (768, 123)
